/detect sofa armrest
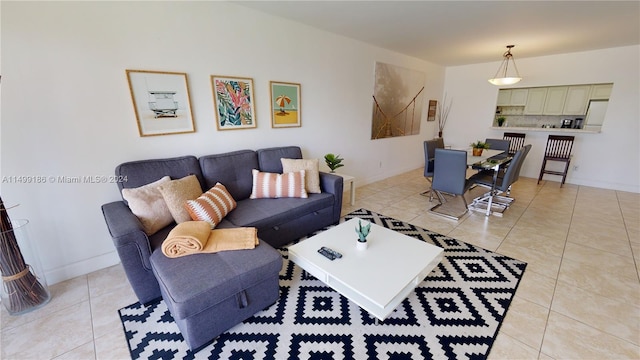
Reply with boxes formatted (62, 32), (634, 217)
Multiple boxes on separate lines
(101, 201), (154, 270)
(102, 201), (162, 303)
(319, 172), (343, 222)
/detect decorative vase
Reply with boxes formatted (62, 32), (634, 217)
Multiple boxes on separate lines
(0, 219), (51, 315)
(356, 240), (368, 251)
(472, 148), (483, 156)
(438, 131), (443, 138)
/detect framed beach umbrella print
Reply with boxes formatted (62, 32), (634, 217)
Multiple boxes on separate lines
(270, 81), (301, 128)
(211, 75), (257, 130)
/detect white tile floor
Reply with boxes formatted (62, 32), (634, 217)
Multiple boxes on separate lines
(1, 170), (639, 359)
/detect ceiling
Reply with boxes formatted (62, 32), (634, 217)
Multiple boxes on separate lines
(237, 1), (640, 66)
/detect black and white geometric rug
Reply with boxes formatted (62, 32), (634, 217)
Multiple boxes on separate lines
(119, 209), (527, 359)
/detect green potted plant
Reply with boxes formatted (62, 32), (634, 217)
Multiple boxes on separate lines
(496, 116), (506, 127)
(324, 153), (344, 173)
(355, 219), (371, 250)
(470, 140), (490, 156)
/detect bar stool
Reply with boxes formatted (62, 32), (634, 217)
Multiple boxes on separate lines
(538, 135), (575, 187)
(503, 132), (526, 155)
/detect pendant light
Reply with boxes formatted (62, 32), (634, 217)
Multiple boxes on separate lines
(488, 45), (522, 86)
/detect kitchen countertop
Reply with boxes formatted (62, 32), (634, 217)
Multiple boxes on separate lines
(491, 126), (600, 134)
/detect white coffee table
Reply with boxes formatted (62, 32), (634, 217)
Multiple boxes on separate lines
(288, 217), (444, 321)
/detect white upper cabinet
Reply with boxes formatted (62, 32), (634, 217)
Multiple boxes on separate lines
(510, 89), (528, 106)
(590, 84), (613, 100)
(563, 85), (592, 115)
(543, 87), (568, 115)
(524, 88), (548, 115)
(497, 88), (528, 106)
(497, 90), (511, 106)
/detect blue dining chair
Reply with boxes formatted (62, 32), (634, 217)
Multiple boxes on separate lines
(468, 144), (531, 214)
(421, 139), (444, 200)
(429, 148), (473, 220)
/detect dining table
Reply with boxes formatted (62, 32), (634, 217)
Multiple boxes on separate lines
(465, 148), (505, 166)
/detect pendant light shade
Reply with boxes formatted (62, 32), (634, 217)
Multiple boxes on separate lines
(488, 45), (522, 86)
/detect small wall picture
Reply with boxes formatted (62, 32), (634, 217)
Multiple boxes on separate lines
(270, 81), (301, 128)
(211, 75), (257, 130)
(427, 100), (437, 121)
(126, 70), (195, 137)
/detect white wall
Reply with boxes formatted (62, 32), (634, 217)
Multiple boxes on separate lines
(1, 2), (444, 284)
(443, 46), (640, 192)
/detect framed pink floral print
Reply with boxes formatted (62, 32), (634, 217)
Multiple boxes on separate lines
(211, 75), (257, 130)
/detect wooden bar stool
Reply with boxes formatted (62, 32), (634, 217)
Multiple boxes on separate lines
(538, 135), (574, 187)
(503, 132), (526, 155)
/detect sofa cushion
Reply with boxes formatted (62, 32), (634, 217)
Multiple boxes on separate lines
(121, 176), (174, 235)
(157, 175), (204, 223)
(199, 150), (258, 201)
(226, 193), (333, 229)
(150, 241), (282, 320)
(184, 183), (237, 228)
(250, 169), (307, 199)
(281, 158), (321, 193)
(256, 146), (302, 173)
(116, 156), (203, 199)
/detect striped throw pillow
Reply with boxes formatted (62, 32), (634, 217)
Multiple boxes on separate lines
(250, 169), (308, 199)
(184, 183), (237, 228)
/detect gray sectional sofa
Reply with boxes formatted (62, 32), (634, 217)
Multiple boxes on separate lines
(101, 146), (343, 349)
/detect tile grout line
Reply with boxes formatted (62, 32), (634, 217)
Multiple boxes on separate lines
(536, 181), (580, 359)
(615, 190), (640, 284)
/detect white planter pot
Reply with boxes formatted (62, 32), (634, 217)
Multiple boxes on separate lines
(356, 241), (368, 251)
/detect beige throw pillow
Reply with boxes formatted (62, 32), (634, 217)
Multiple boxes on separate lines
(281, 158), (321, 193)
(121, 176), (173, 235)
(157, 174), (204, 223)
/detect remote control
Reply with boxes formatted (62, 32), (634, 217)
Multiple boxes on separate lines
(318, 246), (342, 260)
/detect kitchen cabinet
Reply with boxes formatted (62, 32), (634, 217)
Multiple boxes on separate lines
(510, 89), (528, 105)
(543, 87), (568, 115)
(497, 88), (528, 106)
(524, 88), (547, 115)
(496, 90), (511, 106)
(563, 85), (592, 115)
(590, 84), (613, 100)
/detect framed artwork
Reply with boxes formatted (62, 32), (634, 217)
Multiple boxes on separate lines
(427, 100), (437, 121)
(371, 62), (425, 139)
(269, 81), (301, 128)
(126, 70), (195, 137)
(211, 75), (257, 130)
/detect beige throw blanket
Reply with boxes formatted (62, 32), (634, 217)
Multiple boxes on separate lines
(161, 221), (259, 258)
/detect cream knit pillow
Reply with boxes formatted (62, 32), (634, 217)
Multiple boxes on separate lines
(121, 176), (173, 235)
(281, 158), (321, 193)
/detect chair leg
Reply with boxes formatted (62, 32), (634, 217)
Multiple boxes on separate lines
(420, 178), (435, 201)
(560, 160), (571, 187)
(538, 159), (547, 184)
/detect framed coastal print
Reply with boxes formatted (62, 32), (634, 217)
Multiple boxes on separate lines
(211, 75), (257, 130)
(126, 70), (195, 137)
(270, 81), (301, 128)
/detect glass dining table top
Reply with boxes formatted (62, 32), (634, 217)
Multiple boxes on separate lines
(465, 148), (505, 166)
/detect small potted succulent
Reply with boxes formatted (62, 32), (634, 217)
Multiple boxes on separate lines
(324, 153), (344, 173)
(496, 116), (506, 127)
(470, 140), (490, 156)
(355, 219), (371, 250)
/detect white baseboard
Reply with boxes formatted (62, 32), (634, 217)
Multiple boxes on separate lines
(44, 251), (121, 286)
